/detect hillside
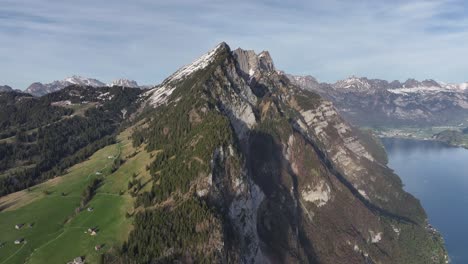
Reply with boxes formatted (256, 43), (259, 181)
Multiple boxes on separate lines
(0, 86), (142, 196)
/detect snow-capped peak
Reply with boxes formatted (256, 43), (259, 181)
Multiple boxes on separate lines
(63, 75), (105, 87)
(334, 76), (372, 90)
(145, 42), (229, 107)
(162, 42), (228, 86)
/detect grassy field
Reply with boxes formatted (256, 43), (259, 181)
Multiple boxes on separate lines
(0, 127), (153, 264)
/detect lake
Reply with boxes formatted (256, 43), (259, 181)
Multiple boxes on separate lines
(382, 138), (468, 264)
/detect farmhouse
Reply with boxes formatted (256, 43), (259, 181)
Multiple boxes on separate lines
(14, 224), (24, 230)
(87, 227), (98, 236)
(95, 245), (101, 251)
(87, 207), (94, 212)
(14, 238), (24, 244)
(67, 256), (85, 264)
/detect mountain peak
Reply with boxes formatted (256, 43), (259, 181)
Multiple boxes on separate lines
(334, 76), (372, 90)
(232, 47), (275, 77)
(161, 42), (230, 86)
(25, 76), (105, 96)
(0, 85), (13, 92)
(109, 79), (139, 88)
(64, 75), (105, 87)
(402, 78), (441, 88)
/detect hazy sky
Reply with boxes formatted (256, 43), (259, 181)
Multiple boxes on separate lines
(1, 0), (467, 89)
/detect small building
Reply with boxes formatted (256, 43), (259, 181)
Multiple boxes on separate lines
(87, 227), (98, 236)
(14, 238), (24, 244)
(95, 245), (101, 251)
(107, 155), (115, 159)
(67, 256), (85, 264)
(95, 172), (102, 175)
(87, 207), (94, 212)
(15, 224), (24, 230)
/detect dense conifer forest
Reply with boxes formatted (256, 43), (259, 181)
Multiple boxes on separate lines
(0, 86), (141, 196)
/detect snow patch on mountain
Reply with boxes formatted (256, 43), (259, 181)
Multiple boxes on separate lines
(25, 76), (105, 96)
(163, 42), (227, 85)
(145, 43), (228, 108)
(64, 76), (105, 87)
(145, 85), (176, 107)
(389, 83), (468, 95)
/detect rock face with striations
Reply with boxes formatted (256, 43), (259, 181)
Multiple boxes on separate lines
(124, 43), (447, 263)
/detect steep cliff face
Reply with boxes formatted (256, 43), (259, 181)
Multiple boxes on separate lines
(123, 43), (447, 263)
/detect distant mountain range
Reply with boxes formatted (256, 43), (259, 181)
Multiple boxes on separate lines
(4, 72), (467, 127)
(287, 75), (468, 127)
(3, 76), (151, 97)
(0, 85), (21, 93)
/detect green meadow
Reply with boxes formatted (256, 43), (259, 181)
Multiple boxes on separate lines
(0, 128), (153, 264)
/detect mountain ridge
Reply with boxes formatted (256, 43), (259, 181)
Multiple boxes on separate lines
(288, 74), (468, 126)
(24, 76), (147, 96)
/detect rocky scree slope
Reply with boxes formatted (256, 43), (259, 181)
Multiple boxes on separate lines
(288, 75), (468, 127)
(120, 43), (447, 264)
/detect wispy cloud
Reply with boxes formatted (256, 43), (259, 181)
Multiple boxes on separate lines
(0, 0), (467, 89)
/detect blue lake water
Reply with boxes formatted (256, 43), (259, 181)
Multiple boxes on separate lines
(382, 138), (468, 264)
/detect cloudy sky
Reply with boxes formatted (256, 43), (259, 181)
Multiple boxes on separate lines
(1, 0), (467, 89)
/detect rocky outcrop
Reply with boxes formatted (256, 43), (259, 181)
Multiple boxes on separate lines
(233, 48), (275, 78)
(109, 79), (139, 88)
